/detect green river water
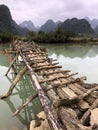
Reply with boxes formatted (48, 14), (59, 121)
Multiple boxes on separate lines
(0, 43), (98, 130)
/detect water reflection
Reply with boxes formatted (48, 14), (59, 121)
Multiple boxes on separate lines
(0, 47), (42, 130)
(41, 43), (98, 58)
(0, 54), (9, 67)
(3, 72), (42, 130)
(41, 43), (98, 83)
(0, 43), (9, 67)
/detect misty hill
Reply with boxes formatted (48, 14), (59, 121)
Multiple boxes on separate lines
(84, 17), (98, 29)
(94, 25), (98, 34)
(59, 18), (94, 35)
(40, 19), (57, 33)
(91, 19), (98, 29)
(20, 20), (38, 32)
(38, 18), (94, 35)
(84, 17), (91, 23)
(0, 4), (28, 35)
(55, 21), (62, 25)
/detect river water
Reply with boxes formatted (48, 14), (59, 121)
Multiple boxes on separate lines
(0, 43), (98, 130)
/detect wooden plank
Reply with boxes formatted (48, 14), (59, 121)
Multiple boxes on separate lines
(78, 100), (89, 111)
(80, 98), (98, 125)
(62, 87), (77, 99)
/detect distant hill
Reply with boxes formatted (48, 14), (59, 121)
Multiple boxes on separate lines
(40, 19), (57, 33)
(84, 17), (98, 29)
(94, 25), (98, 34)
(39, 18), (94, 35)
(84, 17), (91, 23)
(20, 20), (39, 32)
(0, 4), (28, 35)
(55, 21), (62, 25)
(59, 18), (94, 35)
(91, 19), (98, 29)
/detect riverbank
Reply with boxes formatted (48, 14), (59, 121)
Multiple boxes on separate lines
(66, 37), (98, 44)
(1, 36), (98, 45)
(24, 36), (98, 45)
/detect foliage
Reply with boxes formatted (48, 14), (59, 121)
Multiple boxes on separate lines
(26, 26), (77, 43)
(0, 31), (13, 43)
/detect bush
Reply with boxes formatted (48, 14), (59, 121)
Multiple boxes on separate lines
(0, 32), (13, 43)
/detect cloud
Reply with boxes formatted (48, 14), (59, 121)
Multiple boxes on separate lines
(0, 0), (98, 26)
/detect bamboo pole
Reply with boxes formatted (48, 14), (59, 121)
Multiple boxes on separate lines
(21, 53), (63, 130)
(39, 73), (78, 83)
(0, 66), (27, 99)
(79, 86), (98, 100)
(5, 54), (19, 76)
(13, 94), (38, 116)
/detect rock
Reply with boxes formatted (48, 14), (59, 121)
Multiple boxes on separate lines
(37, 111), (46, 120)
(30, 111), (50, 130)
(90, 108), (98, 126)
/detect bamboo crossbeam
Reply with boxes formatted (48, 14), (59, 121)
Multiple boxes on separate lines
(32, 62), (59, 68)
(27, 57), (50, 61)
(23, 52), (47, 55)
(50, 77), (86, 88)
(79, 86), (98, 100)
(34, 65), (62, 71)
(41, 70), (70, 76)
(26, 58), (57, 63)
(39, 73), (78, 83)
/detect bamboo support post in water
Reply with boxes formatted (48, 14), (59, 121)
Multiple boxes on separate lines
(0, 66), (27, 99)
(5, 54), (19, 76)
(13, 93), (38, 116)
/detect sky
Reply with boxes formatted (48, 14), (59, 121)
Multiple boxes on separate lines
(0, 0), (98, 26)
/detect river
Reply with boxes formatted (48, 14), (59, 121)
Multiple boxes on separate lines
(0, 43), (98, 130)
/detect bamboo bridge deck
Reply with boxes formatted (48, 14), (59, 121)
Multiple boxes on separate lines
(1, 40), (98, 130)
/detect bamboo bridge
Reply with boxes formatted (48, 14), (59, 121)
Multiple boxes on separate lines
(1, 40), (98, 130)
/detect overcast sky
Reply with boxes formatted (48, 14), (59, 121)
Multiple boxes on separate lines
(0, 0), (98, 26)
